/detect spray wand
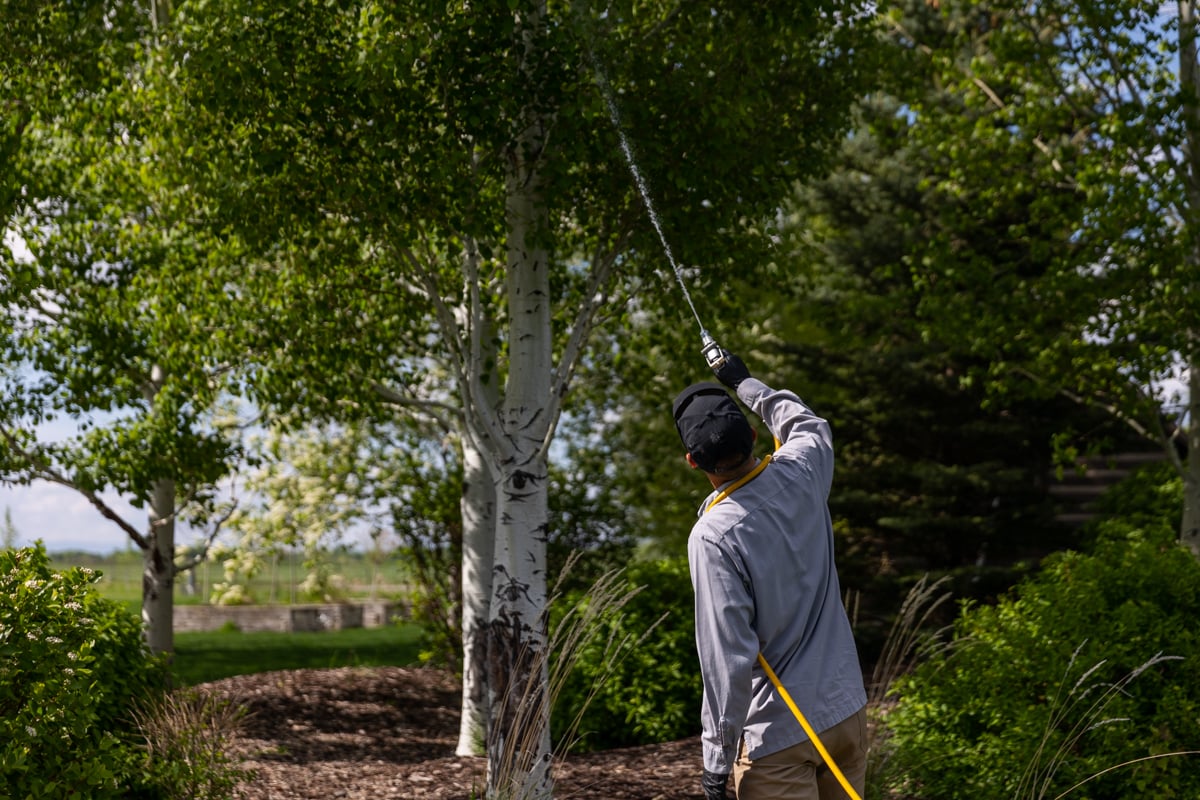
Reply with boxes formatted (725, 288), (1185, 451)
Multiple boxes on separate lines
(699, 330), (726, 369)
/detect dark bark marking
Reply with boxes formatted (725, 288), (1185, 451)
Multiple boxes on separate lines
(509, 469), (539, 490)
(1183, 527), (1200, 550)
(519, 407), (544, 431)
(483, 603), (545, 791)
(492, 564), (534, 605)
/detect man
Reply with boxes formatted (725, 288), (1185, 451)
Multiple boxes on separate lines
(673, 350), (867, 800)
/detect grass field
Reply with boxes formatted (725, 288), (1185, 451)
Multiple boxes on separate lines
(51, 549), (411, 606)
(46, 550), (428, 686)
(172, 624), (427, 686)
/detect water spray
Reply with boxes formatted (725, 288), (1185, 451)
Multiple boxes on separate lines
(590, 51), (726, 370)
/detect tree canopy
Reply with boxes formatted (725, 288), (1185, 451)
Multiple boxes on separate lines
(878, 0), (1200, 552)
(1, 0), (244, 654)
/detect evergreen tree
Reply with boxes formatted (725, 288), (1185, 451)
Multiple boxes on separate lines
(768, 2), (1140, 644)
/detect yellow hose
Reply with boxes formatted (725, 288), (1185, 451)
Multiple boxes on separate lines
(755, 653), (863, 800)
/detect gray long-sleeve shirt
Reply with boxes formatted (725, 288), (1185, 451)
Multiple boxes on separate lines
(687, 377), (866, 774)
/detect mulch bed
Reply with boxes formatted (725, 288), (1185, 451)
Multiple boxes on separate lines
(202, 666), (705, 800)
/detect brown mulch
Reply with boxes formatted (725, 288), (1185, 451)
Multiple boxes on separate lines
(202, 666), (705, 800)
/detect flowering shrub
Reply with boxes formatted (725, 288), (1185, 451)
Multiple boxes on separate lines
(0, 544), (168, 798)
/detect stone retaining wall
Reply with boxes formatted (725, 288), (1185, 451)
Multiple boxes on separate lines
(174, 601), (407, 633)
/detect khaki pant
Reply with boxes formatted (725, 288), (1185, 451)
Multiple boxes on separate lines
(732, 707), (868, 800)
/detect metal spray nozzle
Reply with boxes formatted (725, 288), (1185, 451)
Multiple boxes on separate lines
(700, 331), (726, 369)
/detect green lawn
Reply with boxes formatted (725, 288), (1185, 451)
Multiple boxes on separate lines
(171, 623), (427, 686)
(46, 550), (427, 686)
(51, 549), (411, 607)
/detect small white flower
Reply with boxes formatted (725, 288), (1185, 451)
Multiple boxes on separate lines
(65, 602), (83, 611)
(25, 726), (36, 737)
(67, 652), (78, 661)
(46, 636), (63, 644)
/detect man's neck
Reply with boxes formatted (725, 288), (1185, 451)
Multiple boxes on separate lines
(705, 455), (760, 490)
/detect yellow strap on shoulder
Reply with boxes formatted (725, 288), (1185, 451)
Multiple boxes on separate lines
(703, 435), (863, 800)
(704, 454), (773, 513)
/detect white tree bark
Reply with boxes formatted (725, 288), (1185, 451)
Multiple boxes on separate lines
(481, 214), (554, 796)
(457, 428), (496, 756)
(482, 7), (555, 787)
(483, 450), (552, 799)
(143, 476), (176, 655)
(140, 365), (176, 655)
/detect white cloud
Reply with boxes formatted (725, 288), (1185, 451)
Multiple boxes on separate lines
(1, 482), (142, 554)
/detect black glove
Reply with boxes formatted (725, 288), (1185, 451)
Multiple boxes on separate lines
(712, 349), (750, 390)
(701, 769), (730, 800)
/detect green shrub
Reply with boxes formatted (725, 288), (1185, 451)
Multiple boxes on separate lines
(1087, 461), (1181, 549)
(880, 528), (1200, 799)
(551, 557), (701, 752)
(0, 544), (170, 798)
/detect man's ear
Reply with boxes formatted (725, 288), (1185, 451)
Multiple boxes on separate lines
(685, 453), (699, 470)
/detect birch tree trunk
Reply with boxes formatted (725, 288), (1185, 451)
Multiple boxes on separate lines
(140, 365), (176, 654)
(482, 207), (555, 796)
(143, 476), (176, 654)
(484, 448), (552, 799)
(458, 428), (496, 756)
(483, 5), (555, 792)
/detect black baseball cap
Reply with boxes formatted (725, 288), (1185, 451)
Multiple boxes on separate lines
(672, 382), (754, 473)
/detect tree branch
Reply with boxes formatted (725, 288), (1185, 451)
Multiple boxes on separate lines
(541, 223), (633, 460)
(884, 14), (1077, 182)
(1018, 11), (1185, 214)
(370, 379), (460, 433)
(173, 499), (238, 576)
(1013, 366), (1181, 473)
(0, 422), (148, 549)
(459, 232), (511, 463)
